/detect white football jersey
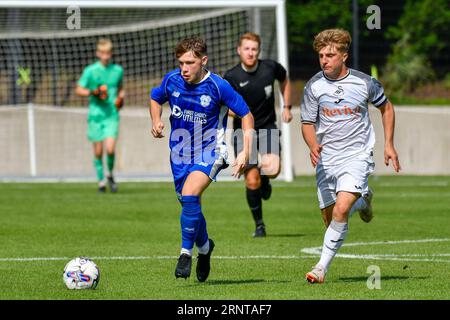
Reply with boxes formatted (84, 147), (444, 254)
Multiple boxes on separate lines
(301, 68), (388, 166)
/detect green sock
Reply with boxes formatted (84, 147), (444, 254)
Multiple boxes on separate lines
(94, 158), (104, 181)
(107, 153), (115, 174)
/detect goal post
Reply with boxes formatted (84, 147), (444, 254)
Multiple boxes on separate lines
(0, 0), (293, 182)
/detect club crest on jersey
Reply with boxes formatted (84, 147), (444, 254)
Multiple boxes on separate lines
(332, 85), (345, 97)
(264, 85), (272, 98)
(200, 95), (211, 107)
(172, 105), (183, 118)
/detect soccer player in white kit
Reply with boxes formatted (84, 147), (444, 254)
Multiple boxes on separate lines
(301, 29), (401, 284)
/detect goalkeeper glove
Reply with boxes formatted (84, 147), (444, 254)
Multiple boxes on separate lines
(91, 84), (108, 100)
(115, 96), (124, 110)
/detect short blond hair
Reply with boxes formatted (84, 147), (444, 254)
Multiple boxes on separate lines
(313, 29), (351, 53)
(96, 38), (113, 52)
(239, 32), (261, 48)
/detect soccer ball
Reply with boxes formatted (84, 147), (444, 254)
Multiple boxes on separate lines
(63, 257), (100, 290)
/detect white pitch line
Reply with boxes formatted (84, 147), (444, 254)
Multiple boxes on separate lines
(2, 239), (449, 263)
(301, 238), (450, 263)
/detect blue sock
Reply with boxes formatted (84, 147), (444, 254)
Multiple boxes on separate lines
(180, 195), (206, 254)
(195, 213), (208, 248)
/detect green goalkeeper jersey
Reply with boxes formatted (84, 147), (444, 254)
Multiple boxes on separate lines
(78, 61), (123, 120)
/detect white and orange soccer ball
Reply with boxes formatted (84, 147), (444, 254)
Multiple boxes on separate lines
(63, 257), (100, 290)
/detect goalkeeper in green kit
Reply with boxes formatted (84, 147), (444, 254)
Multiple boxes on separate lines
(76, 39), (125, 193)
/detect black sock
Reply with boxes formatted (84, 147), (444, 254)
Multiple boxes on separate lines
(246, 188), (263, 226)
(261, 174), (269, 187)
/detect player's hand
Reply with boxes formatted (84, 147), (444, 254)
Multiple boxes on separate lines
(115, 97), (124, 110)
(384, 145), (401, 172)
(232, 151), (248, 178)
(91, 85), (108, 100)
(282, 108), (293, 123)
(151, 121), (165, 138)
(309, 144), (322, 168)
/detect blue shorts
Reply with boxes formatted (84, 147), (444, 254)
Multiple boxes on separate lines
(171, 158), (229, 197)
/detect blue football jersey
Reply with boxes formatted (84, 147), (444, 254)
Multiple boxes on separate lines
(151, 69), (250, 165)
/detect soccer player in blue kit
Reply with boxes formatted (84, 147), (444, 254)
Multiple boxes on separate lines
(150, 36), (254, 281)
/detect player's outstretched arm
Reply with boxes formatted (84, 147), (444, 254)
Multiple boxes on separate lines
(379, 100), (401, 172)
(232, 112), (254, 178)
(115, 86), (125, 110)
(280, 78), (293, 123)
(149, 99), (165, 138)
(301, 123), (322, 168)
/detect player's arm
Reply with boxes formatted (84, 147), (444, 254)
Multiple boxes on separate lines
(280, 77), (293, 123)
(149, 74), (170, 138)
(149, 99), (164, 138)
(75, 85), (90, 97)
(233, 112), (254, 178)
(115, 86), (125, 110)
(115, 68), (125, 110)
(300, 81), (321, 167)
(378, 100), (401, 172)
(219, 78), (254, 177)
(301, 123), (322, 168)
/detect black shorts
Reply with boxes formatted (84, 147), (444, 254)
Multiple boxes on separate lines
(232, 123), (281, 170)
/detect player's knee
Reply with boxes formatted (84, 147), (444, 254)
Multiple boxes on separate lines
(180, 195), (201, 214)
(332, 203), (349, 222)
(260, 159), (281, 178)
(245, 174), (261, 190)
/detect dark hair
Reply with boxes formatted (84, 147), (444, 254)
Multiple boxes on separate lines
(175, 36), (207, 58)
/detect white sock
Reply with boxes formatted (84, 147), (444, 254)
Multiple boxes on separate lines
(180, 248), (192, 256)
(318, 220), (348, 272)
(348, 197), (367, 217)
(197, 239), (210, 255)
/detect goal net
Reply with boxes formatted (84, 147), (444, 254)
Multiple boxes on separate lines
(0, 1), (291, 181)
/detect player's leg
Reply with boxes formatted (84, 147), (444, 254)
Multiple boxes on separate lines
(348, 189), (373, 222)
(244, 167), (266, 237)
(104, 117), (120, 193)
(88, 118), (106, 192)
(259, 126), (281, 200)
(306, 191), (359, 284)
(321, 204), (334, 227)
(175, 171), (212, 279)
(259, 153), (280, 200)
(92, 141), (106, 193)
(233, 128), (265, 237)
(104, 137), (118, 193)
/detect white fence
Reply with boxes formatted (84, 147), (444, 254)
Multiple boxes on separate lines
(0, 105), (449, 181)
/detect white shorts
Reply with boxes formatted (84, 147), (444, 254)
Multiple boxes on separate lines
(316, 150), (375, 209)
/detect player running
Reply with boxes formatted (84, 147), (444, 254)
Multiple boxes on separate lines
(150, 36), (254, 281)
(300, 29), (401, 284)
(224, 32), (292, 238)
(76, 39), (125, 193)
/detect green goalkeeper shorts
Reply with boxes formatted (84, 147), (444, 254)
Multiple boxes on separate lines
(87, 116), (119, 142)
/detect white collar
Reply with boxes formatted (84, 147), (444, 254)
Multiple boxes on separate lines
(241, 61), (259, 73)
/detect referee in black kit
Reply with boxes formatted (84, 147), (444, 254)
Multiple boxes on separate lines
(224, 32), (292, 238)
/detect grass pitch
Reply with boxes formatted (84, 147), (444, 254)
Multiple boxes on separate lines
(0, 175), (449, 300)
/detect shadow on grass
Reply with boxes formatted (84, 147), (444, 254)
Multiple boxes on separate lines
(265, 233), (306, 238)
(189, 279), (290, 286)
(339, 275), (430, 283)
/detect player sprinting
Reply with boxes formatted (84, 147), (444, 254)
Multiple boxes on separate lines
(300, 29), (401, 284)
(224, 32), (292, 237)
(150, 36), (254, 281)
(76, 38), (125, 193)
